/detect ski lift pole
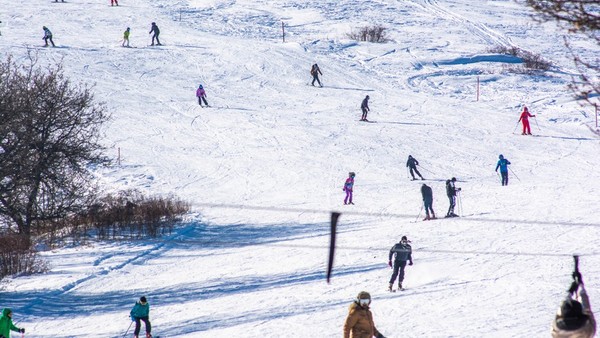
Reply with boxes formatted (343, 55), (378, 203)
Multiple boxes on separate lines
(508, 166), (521, 182)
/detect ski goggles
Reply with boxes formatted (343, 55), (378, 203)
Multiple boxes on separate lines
(358, 298), (371, 306)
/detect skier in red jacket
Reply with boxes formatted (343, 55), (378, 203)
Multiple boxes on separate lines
(518, 106), (536, 135)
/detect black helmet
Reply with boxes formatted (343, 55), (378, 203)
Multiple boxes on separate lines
(451, 177), (456, 182)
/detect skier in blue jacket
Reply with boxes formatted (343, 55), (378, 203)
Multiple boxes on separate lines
(495, 154), (511, 186)
(130, 296), (152, 338)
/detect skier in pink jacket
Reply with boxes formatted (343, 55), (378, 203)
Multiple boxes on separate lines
(343, 172), (355, 205)
(196, 84), (209, 107)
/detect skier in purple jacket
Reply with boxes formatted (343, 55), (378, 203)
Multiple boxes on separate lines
(343, 172), (355, 205)
(196, 84), (209, 107)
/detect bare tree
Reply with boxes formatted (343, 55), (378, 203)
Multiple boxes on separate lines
(0, 55), (109, 241)
(525, 0), (600, 104)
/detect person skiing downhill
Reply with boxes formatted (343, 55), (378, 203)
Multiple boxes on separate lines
(360, 95), (370, 121)
(310, 63), (322, 87)
(495, 154), (511, 186)
(149, 22), (161, 46)
(42, 26), (55, 47)
(130, 296), (152, 338)
(388, 236), (413, 291)
(122, 27), (130, 47)
(406, 155), (424, 180)
(196, 84), (209, 107)
(0, 308), (25, 338)
(445, 177), (461, 217)
(518, 106), (536, 135)
(343, 172), (355, 205)
(343, 291), (386, 338)
(421, 183), (435, 220)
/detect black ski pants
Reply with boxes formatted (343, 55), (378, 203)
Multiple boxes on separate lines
(409, 166), (422, 179)
(151, 33), (160, 45)
(424, 199), (434, 217)
(311, 74), (322, 87)
(389, 260), (407, 285)
(44, 36), (55, 47)
(198, 96), (208, 106)
(500, 171), (508, 186)
(134, 316), (151, 336)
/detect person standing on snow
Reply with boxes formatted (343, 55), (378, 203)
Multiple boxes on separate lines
(421, 183), (435, 220)
(130, 296), (152, 338)
(196, 84), (209, 107)
(343, 291), (386, 338)
(445, 177), (461, 217)
(388, 236), (413, 291)
(495, 154), (511, 186)
(0, 308), (25, 338)
(518, 106), (536, 135)
(343, 172), (355, 205)
(42, 26), (55, 47)
(360, 95), (370, 121)
(149, 22), (161, 46)
(122, 27), (130, 47)
(406, 155), (424, 180)
(310, 63), (322, 87)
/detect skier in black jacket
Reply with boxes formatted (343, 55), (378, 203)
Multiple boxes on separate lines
(149, 22), (161, 46)
(445, 177), (461, 217)
(387, 236), (413, 291)
(406, 155), (424, 180)
(421, 183), (435, 220)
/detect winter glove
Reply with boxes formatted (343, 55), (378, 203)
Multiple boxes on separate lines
(131, 315), (136, 322)
(388, 260), (392, 268)
(409, 261), (413, 266)
(19, 328), (25, 333)
(568, 281), (579, 295)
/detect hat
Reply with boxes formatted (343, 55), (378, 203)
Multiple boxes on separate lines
(499, 154), (504, 159)
(140, 296), (147, 303)
(557, 298), (588, 330)
(349, 172), (355, 177)
(401, 236), (408, 241)
(366, 95), (370, 99)
(357, 291), (371, 300)
(523, 106), (528, 111)
(199, 84), (203, 88)
(451, 177), (456, 182)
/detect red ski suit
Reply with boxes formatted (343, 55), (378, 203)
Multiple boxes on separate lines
(518, 108), (535, 135)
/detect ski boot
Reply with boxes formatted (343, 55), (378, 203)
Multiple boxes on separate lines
(388, 283), (393, 292)
(423, 215), (430, 221)
(398, 283), (403, 291)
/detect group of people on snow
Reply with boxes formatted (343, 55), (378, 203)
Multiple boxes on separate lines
(39, 21), (161, 48)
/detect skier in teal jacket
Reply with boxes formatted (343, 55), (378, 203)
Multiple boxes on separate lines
(0, 308), (25, 338)
(130, 296), (152, 338)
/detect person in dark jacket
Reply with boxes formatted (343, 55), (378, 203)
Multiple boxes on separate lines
(387, 236), (413, 291)
(149, 22), (161, 46)
(310, 63), (322, 87)
(406, 155), (424, 180)
(343, 291), (386, 338)
(130, 296), (152, 338)
(360, 95), (370, 121)
(445, 177), (460, 217)
(495, 154), (511, 186)
(0, 308), (25, 338)
(421, 183), (435, 220)
(42, 26), (55, 47)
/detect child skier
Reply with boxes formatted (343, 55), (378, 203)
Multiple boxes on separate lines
(518, 106), (536, 135)
(42, 26), (55, 47)
(122, 27), (130, 47)
(0, 308), (25, 338)
(196, 84), (209, 107)
(343, 172), (355, 205)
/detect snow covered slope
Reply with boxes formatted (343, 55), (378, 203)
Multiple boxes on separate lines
(1, 0), (599, 337)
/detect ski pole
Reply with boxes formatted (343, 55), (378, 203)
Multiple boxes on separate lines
(508, 166), (521, 182)
(534, 116), (540, 131)
(415, 205), (423, 222)
(512, 120), (520, 134)
(122, 321), (133, 338)
(406, 166), (410, 179)
(458, 192), (463, 216)
(419, 165), (434, 174)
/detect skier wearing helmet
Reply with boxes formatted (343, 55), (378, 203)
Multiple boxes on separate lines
(343, 291), (386, 338)
(518, 106), (536, 135)
(495, 154), (511, 186)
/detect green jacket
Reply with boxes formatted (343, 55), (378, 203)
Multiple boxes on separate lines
(0, 308), (21, 338)
(123, 30), (130, 39)
(130, 301), (150, 318)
